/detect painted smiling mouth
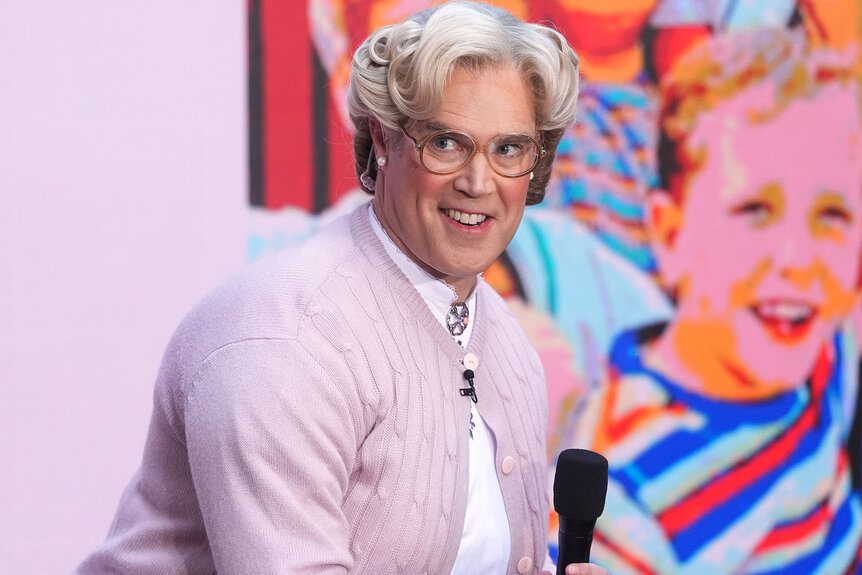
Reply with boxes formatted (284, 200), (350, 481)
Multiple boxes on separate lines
(750, 300), (816, 340)
(446, 209), (487, 226)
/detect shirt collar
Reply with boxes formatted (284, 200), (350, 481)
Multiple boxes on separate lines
(368, 203), (478, 343)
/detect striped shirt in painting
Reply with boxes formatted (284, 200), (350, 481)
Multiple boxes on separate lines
(574, 325), (862, 575)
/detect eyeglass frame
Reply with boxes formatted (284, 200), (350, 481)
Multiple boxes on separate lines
(399, 124), (545, 178)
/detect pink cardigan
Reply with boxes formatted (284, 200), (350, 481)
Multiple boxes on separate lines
(76, 204), (550, 574)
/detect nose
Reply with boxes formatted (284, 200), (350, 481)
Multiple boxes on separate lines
(777, 231), (819, 288)
(454, 149), (495, 198)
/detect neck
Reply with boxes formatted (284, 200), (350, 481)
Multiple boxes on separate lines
(645, 321), (794, 401)
(371, 200), (478, 303)
(447, 276), (478, 303)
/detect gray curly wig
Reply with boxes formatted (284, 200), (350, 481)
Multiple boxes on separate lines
(346, 1), (580, 205)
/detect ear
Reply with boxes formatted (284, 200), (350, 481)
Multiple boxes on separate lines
(368, 117), (387, 158)
(647, 191), (684, 286)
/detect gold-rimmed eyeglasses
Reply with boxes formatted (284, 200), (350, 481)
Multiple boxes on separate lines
(400, 124), (544, 178)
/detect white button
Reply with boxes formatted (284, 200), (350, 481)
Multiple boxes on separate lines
(501, 455), (515, 475)
(463, 352), (479, 370)
(517, 556), (533, 573)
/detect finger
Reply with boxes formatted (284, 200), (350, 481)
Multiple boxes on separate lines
(565, 565), (607, 575)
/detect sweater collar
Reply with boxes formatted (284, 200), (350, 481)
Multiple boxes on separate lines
(366, 203), (477, 345)
(350, 203), (488, 359)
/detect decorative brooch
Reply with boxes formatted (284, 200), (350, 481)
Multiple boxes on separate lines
(446, 302), (469, 337)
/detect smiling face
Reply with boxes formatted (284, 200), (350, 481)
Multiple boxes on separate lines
(650, 83), (862, 398)
(370, 66), (535, 300)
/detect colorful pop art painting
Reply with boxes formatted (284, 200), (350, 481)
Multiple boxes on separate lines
(248, 1), (862, 571)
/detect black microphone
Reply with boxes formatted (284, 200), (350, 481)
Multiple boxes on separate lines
(553, 448), (608, 574)
(459, 369), (477, 403)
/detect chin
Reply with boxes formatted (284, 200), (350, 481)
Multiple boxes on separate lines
(439, 255), (500, 279)
(741, 338), (825, 390)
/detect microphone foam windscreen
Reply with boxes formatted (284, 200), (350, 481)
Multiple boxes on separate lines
(553, 448), (609, 521)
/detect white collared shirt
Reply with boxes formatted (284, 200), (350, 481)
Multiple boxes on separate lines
(368, 205), (511, 574)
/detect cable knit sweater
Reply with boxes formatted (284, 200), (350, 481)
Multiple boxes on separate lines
(75, 203), (551, 575)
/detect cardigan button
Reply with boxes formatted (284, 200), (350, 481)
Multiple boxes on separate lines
(463, 352), (479, 370)
(517, 556), (533, 573)
(501, 456), (515, 475)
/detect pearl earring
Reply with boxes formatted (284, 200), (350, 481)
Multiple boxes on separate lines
(529, 172), (534, 181)
(377, 156), (387, 167)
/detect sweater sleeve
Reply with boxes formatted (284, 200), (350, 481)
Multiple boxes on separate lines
(184, 337), (362, 574)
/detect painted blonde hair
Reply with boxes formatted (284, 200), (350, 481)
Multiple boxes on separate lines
(658, 27), (859, 201)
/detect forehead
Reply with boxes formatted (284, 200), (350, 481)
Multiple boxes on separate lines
(429, 66), (536, 137)
(685, 82), (862, 202)
(692, 78), (860, 140)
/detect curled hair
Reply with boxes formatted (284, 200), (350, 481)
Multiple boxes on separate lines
(347, 1), (580, 205)
(658, 27), (859, 201)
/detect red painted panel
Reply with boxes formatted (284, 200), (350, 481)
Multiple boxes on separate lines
(262, 0), (311, 210)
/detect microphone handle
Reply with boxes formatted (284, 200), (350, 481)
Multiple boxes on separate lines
(556, 517), (596, 575)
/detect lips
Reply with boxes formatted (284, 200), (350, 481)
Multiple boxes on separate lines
(750, 299), (816, 343)
(445, 208), (488, 227)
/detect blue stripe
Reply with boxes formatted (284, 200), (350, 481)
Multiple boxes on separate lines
(605, 329), (858, 566)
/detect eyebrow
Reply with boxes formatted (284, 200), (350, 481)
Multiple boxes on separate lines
(425, 120), (451, 132)
(422, 119), (539, 139)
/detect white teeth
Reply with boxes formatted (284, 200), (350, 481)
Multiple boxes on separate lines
(755, 301), (813, 322)
(446, 209), (487, 225)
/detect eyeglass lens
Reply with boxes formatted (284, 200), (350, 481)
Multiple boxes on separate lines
(420, 131), (539, 176)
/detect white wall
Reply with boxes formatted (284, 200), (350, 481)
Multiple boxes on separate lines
(0, 2), (255, 572)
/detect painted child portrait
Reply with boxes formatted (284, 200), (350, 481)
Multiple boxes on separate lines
(572, 28), (862, 574)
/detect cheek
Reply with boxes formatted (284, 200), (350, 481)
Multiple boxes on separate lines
(502, 177), (529, 202)
(816, 222), (862, 314)
(818, 257), (861, 320)
(413, 173), (446, 201)
(727, 258), (771, 308)
(678, 230), (772, 313)
(499, 180), (529, 220)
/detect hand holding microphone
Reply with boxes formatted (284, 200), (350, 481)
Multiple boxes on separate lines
(552, 449), (609, 575)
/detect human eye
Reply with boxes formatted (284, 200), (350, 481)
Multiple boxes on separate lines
(729, 199), (775, 227)
(729, 184), (783, 228)
(492, 136), (531, 158)
(819, 206), (852, 225)
(816, 203), (852, 226)
(428, 133), (464, 153)
(811, 192), (853, 239)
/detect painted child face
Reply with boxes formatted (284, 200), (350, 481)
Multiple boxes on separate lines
(652, 83), (862, 395)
